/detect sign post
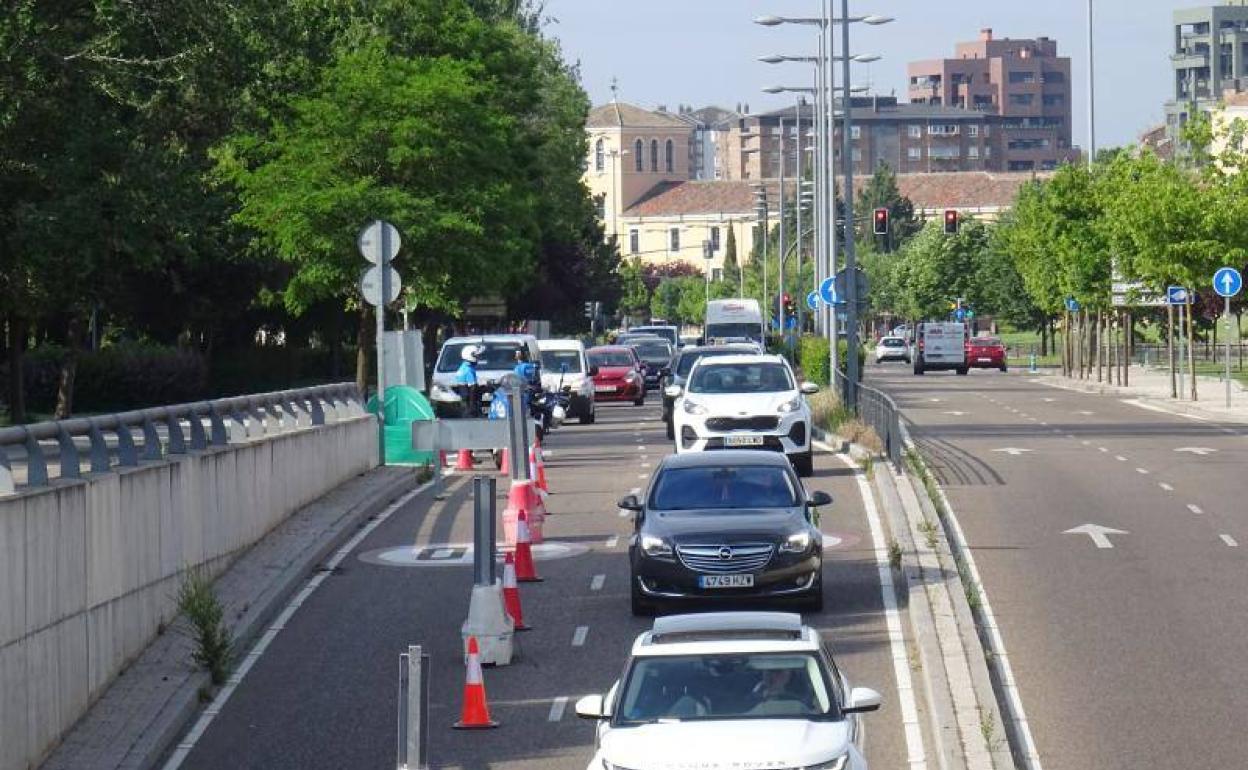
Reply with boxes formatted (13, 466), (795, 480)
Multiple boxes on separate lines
(1213, 267), (1243, 408)
(359, 220), (402, 464)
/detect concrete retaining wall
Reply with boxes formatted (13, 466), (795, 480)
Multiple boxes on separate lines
(0, 416), (377, 770)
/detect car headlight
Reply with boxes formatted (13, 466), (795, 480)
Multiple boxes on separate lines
(640, 534), (673, 557)
(804, 758), (847, 770)
(682, 400), (708, 415)
(429, 384), (461, 403)
(624, 371), (639, 382)
(777, 396), (801, 413)
(780, 530), (812, 553)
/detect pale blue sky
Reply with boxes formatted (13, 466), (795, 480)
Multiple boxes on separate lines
(544, 0), (1199, 151)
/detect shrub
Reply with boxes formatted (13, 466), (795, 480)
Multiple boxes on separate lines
(799, 335), (830, 386)
(177, 569), (233, 686)
(14, 342), (208, 414)
(836, 340), (866, 381)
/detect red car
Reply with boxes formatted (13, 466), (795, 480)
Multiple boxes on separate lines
(965, 336), (1007, 372)
(586, 345), (646, 405)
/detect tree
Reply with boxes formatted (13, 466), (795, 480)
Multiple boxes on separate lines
(855, 163), (921, 252)
(618, 258), (650, 320)
(892, 218), (993, 321)
(721, 227), (741, 289)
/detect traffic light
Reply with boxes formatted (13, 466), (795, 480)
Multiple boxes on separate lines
(943, 209), (959, 235)
(873, 207), (889, 235)
(782, 293), (793, 315)
(583, 301), (594, 318)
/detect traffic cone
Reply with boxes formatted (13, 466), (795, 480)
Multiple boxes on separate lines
(514, 510), (542, 583)
(499, 447), (510, 476)
(453, 637), (498, 729)
(454, 449), (475, 471)
(501, 553), (530, 631)
(439, 450), (448, 468)
(531, 442), (549, 494)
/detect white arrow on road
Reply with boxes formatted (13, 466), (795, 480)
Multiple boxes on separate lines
(992, 447), (1033, 456)
(1063, 523), (1129, 549)
(1174, 447), (1217, 456)
(943, 410), (967, 416)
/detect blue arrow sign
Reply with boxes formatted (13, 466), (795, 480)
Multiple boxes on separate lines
(818, 276), (837, 305)
(1065, 297), (1080, 312)
(1167, 285), (1190, 305)
(1213, 267), (1243, 298)
(806, 291), (819, 311)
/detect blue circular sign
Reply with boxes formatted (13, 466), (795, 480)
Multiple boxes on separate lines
(818, 277), (837, 305)
(806, 291), (819, 311)
(1213, 267), (1243, 298)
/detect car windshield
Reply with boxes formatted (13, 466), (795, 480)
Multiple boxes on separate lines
(649, 465), (799, 510)
(632, 340), (673, 361)
(706, 322), (762, 341)
(540, 349), (582, 374)
(675, 348), (749, 377)
(588, 350), (634, 368)
(881, 338), (906, 347)
(632, 327), (678, 346)
(688, 362), (793, 394)
(615, 653), (838, 724)
(436, 341), (525, 372)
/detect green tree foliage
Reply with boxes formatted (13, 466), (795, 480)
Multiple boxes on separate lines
(892, 219), (993, 320)
(721, 227), (740, 287)
(855, 163), (921, 251)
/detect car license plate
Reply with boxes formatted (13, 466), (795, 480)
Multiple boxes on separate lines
(724, 435), (764, 447)
(978, 357), (992, 362)
(595, 385), (616, 393)
(699, 574), (754, 588)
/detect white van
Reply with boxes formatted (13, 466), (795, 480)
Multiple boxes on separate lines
(537, 338), (596, 424)
(705, 299), (764, 345)
(430, 334), (541, 414)
(913, 322), (968, 375)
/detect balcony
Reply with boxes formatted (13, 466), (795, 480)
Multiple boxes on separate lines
(1171, 51), (1210, 69)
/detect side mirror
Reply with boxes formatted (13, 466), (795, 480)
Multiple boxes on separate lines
(618, 494), (643, 512)
(575, 694), (607, 720)
(843, 687), (882, 714)
(800, 381), (820, 395)
(808, 490), (833, 507)
(560, 363), (568, 373)
(664, 384), (682, 398)
(588, 365), (600, 376)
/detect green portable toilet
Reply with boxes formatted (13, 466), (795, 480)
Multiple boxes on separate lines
(365, 385), (435, 466)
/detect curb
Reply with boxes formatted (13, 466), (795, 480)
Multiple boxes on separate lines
(1031, 370), (1248, 424)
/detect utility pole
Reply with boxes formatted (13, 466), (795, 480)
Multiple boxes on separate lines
(840, 0), (860, 408)
(778, 117), (787, 339)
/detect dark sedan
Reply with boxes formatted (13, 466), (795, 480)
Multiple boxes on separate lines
(622, 451), (831, 616)
(660, 343), (761, 438)
(628, 338), (674, 390)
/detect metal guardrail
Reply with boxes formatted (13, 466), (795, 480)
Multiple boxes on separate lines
(0, 383), (364, 495)
(831, 367), (906, 467)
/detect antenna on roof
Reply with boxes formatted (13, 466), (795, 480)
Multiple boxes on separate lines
(610, 76), (619, 103)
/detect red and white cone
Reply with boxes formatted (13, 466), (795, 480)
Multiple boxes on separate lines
(454, 449), (475, 471)
(499, 447), (510, 476)
(502, 553), (530, 631)
(453, 636), (498, 729)
(514, 510), (542, 583)
(531, 443), (549, 494)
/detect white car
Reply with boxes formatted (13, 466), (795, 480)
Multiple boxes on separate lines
(576, 612), (882, 770)
(671, 354), (818, 477)
(537, 338), (596, 425)
(874, 336), (911, 364)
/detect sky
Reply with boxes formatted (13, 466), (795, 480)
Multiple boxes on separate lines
(543, 0), (1202, 152)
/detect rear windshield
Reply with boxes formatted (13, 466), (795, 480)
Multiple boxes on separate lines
(706, 322), (762, 341)
(588, 350), (634, 367)
(881, 338), (906, 347)
(970, 338), (1002, 347)
(631, 340), (673, 360)
(688, 362), (793, 394)
(540, 349), (582, 374)
(632, 327), (678, 346)
(676, 348), (749, 377)
(650, 465), (798, 509)
(436, 342), (524, 372)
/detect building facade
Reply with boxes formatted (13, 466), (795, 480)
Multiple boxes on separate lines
(1165, 3), (1248, 143)
(908, 28), (1077, 171)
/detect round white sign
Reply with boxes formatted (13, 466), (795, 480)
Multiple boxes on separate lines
(357, 220), (401, 265)
(359, 265), (401, 306)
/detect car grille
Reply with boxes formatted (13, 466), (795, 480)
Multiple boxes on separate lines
(705, 416), (779, 432)
(677, 543), (775, 573)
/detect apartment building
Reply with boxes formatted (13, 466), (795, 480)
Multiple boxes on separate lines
(908, 28), (1077, 171)
(1165, 2), (1248, 143)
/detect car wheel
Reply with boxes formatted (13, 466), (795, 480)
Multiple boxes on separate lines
(630, 579), (655, 617)
(634, 393), (645, 407)
(793, 451), (814, 478)
(802, 572), (824, 613)
(957, 367), (969, 376)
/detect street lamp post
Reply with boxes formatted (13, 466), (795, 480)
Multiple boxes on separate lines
(778, 117), (787, 339)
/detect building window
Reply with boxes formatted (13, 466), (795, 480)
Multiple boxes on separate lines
(1008, 160), (1035, 171)
(634, 139), (643, 171)
(1008, 71), (1037, 84)
(595, 196), (606, 220)
(851, 147), (862, 161)
(968, 146), (980, 159)
(712, 268), (723, 281)
(665, 139), (674, 172)
(595, 138), (605, 171)
(1041, 71), (1065, 84)
(930, 124), (959, 136)
(985, 146), (992, 157)
(669, 228), (680, 251)
(650, 139), (659, 172)
(710, 226), (721, 251)
(850, 126), (861, 139)
(1008, 93), (1035, 106)
(983, 125), (991, 137)
(1043, 94), (1064, 107)
(908, 124), (922, 138)
(629, 229), (639, 254)
(907, 147), (922, 160)
(968, 125), (979, 138)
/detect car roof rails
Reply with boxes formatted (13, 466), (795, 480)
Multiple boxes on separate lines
(648, 612), (805, 643)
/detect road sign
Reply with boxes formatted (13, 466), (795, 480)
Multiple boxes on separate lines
(361, 265), (401, 306)
(954, 308), (966, 321)
(833, 267), (869, 308)
(357, 220), (401, 265)
(806, 291), (819, 311)
(1065, 297), (1080, 312)
(1213, 267), (1242, 298)
(1166, 285), (1191, 305)
(818, 276), (837, 305)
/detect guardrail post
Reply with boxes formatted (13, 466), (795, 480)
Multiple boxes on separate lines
(56, 426), (81, 479)
(310, 396), (327, 426)
(187, 408), (208, 450)
(165, 410), (187, 454)
(113, 421), (138, 466)
(140, 417), (163, 461)
(207, 404), (228, 445)
(87, 422), (111, 473)
(0, 447), (14, 494)
(24, 429), (48, 485)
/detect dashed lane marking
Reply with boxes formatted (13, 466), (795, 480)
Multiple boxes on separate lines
(1221, 534), (1239, 547)
(572, 626), (589, 647)
(1159, 482), (1174, 492)
(590, 574), (605, 591)
(1115, 456), (1128, 462)
(605, 535), (619, 548)
(548, 696), (568, 722)
(1135, 468), (1150, 475)
(1187, 504), (1204, 515)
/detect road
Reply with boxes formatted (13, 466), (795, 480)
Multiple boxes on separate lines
(867, 362), (1248, 769)
(175, 399), (915, 769)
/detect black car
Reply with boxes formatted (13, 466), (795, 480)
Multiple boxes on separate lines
(628, 338), (674, 389)
(622, 451), (831, 616)
(660, 343), (761, 438)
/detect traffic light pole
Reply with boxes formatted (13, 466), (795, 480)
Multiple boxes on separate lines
(778, 118), (787, 341)
(839, 0), (859, 410)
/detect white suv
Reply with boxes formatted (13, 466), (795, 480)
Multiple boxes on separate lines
(671, 354), (818, 477)
(576, 612), (882, 770)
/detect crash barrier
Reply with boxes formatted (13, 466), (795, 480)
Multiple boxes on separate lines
(833, 368), (906, 467)
(0, 383), (374, 770)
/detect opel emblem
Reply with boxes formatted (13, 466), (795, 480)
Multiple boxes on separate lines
(718, 546), (733, 560)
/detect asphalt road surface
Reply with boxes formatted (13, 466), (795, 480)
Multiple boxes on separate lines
(868, 361), (1248, 770)
(176, 399), (915, 770)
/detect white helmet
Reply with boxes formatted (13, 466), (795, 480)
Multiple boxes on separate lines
(461, 344), (480, 363)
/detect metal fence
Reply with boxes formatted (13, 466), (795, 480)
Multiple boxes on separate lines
(0, 383), (364, 494)
(832, 367), (906, 467)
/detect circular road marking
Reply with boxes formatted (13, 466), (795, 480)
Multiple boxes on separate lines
(359, 541), (589, 568)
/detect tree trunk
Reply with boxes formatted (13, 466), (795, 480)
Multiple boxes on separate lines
(6, 314), (27, 424)
(356, 304), (370, 396)
(1237, 311), (1243, 372)
(54, 317), (85, 419)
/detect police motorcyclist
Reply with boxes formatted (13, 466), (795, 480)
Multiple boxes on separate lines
(454, 344), (482, 417)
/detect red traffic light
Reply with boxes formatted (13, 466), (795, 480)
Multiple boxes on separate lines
(873, 207), (889, 235)
(943, 209), (959, 235)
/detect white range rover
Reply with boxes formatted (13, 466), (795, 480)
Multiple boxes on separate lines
(669, 354), (818, 477)
(576, 612), (882, 770)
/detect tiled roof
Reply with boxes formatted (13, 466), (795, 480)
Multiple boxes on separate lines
(587, 101), (692, 129)
(622, 172), (1046, 218)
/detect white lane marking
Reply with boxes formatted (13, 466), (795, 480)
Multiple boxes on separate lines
(1064, 523), (1128, 549)
(630, 487), (641, 495)
(637, 445), (647, 451)
(1221, 427), (1237, 435)
(1039, 421), (1048, 426)
(637, 474), (648, 480)
(992, 447), (1032, 456)
(1220, 534), (1239, 547)
(605, 535), (619, 548)
(826, 449), (927, 768)
(590, 574), (605, 591)
(1081, 440), (1092, 446)
(162, 479), (435, 769)
(1187, 504), (1204, 515)
(1042, 398), (1056, 402)
(572, 626), (589, 647)
(1135, 468), (1150, 475)
(1066, 434), (1077, 440)
(640, 462), (651, 468)
(1114, 455), (1128, 462)
(1098, 447), (1109, 453)
(928, 398), (943, 403)
(1174, 447), (1217, 456)
(1159, 482), (1174, 492)
(1121, 399), (1211, 421)
(548, 696), (569, 722)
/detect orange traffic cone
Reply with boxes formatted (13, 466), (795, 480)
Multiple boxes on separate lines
(454, 449), (475, 471)
(499, 447), (510, 476)
(514, 510), (542, 583)
(502, 553), (530, 631)
(531, 443), (549, 493)
(453, 637), (498, 729)
(439, 450), (448, 468)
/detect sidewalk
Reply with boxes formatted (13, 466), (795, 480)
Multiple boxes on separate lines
(1032, 364), (1248, 423)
